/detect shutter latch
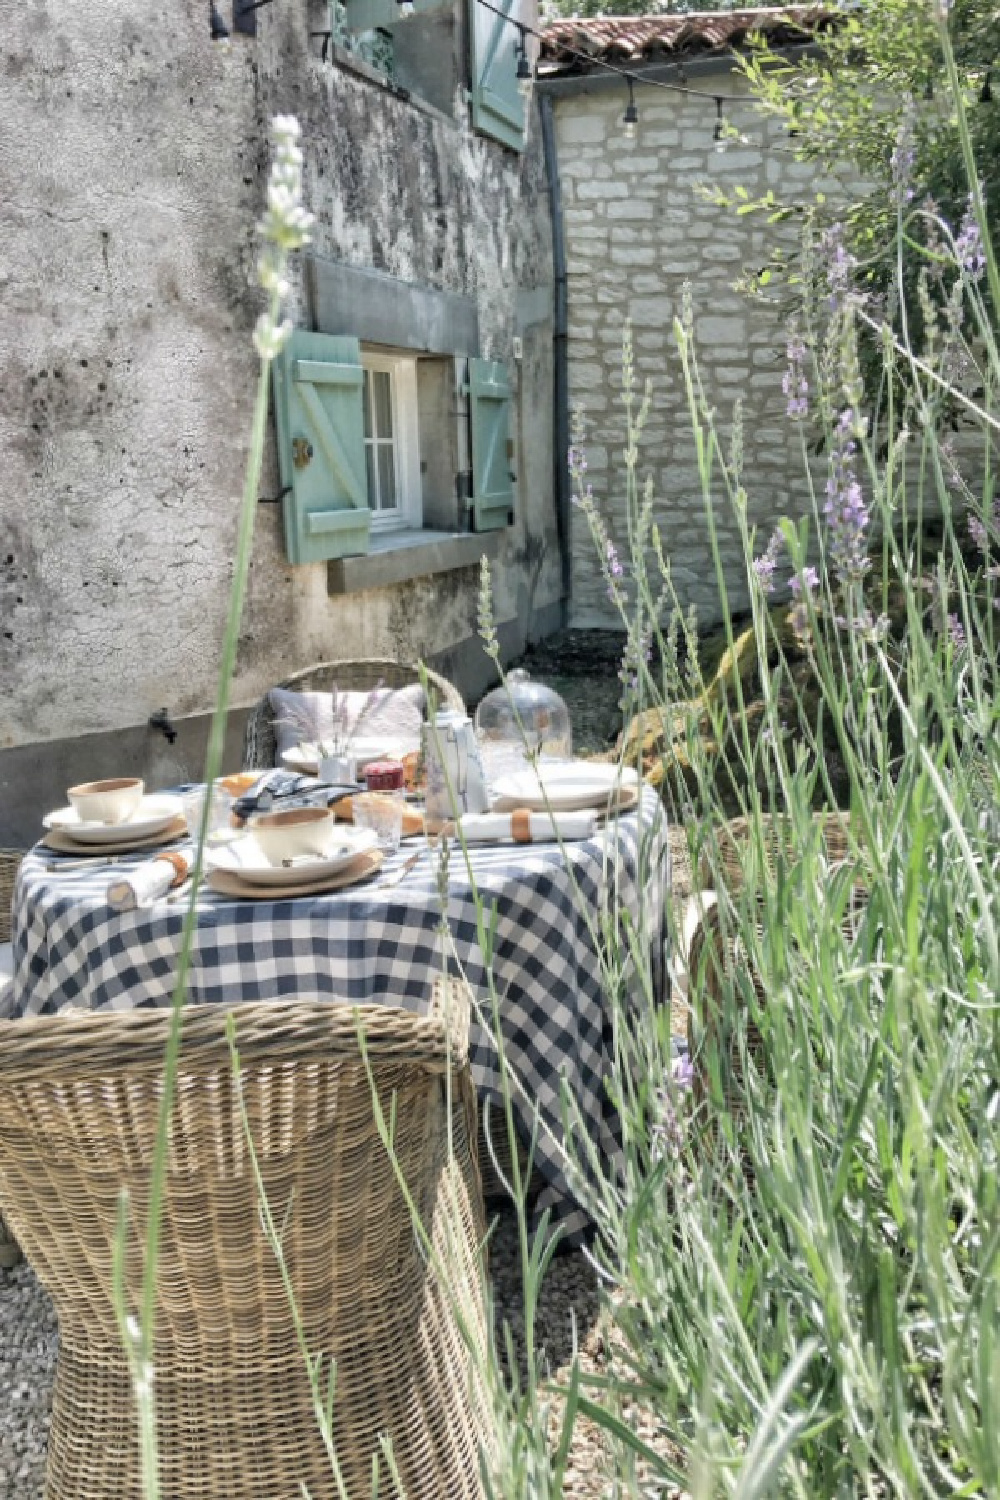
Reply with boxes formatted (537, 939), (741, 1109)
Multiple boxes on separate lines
(292, 436), (314, 469)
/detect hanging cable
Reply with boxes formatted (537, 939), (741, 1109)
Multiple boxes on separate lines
(622, 76), (639, 142)
(516, 25), (533, 98)
(473, 0), (750, 106)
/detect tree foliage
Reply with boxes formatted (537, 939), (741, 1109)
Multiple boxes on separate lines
(736, 0), (999, 348)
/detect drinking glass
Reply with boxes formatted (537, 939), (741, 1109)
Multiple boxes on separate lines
(352, 791), (404, 854)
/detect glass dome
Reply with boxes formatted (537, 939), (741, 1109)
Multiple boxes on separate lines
(474, 670), (573, 775)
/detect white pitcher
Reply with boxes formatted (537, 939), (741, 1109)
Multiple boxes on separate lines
(422, 712), (490, 822)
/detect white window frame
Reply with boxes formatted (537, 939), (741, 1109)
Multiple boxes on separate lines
(361, 350), (421, 533)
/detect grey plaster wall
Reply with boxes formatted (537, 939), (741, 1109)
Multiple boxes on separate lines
(0, 0), (556, 836)
(550, 68), (829, 630)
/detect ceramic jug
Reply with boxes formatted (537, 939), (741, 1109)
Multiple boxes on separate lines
(422, 711), (490, 822)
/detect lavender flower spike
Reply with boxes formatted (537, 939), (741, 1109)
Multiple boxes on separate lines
(782, 335), (809, 420)
(752, 528), (784, 594)
(824, 410), (870, 585)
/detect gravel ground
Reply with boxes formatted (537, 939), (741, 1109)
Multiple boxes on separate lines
(0, 634), (690, 1498)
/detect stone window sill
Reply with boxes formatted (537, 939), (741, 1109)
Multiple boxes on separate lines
(327, 529), (503, 595)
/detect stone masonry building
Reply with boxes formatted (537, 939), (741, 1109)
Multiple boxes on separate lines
(539, 9), (838, 630)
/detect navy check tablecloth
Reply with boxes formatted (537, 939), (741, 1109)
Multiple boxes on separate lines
(9, 789), (671, 1243)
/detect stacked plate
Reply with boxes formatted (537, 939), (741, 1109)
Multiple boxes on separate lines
(490, 762), (640, 814)
(42, 794), (186, 854)
(204, 825), (381, 899)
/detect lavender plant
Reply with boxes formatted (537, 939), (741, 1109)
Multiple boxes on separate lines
(549, 12), (1000, 1491)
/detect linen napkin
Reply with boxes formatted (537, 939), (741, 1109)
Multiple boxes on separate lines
(456, 809), (598, 844)
(108, 853), (189, 913)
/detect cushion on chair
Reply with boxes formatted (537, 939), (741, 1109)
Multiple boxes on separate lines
(268, 682), (426, 758)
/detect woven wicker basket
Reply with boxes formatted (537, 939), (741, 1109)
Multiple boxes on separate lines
(0, 980), (492, 1497)
(688, 812), (868, 1128)
(243, 658), (466, 770)
(0, 851), (24, 1268)
(695, 811), (852, 895)
(0, 849), (21, 946)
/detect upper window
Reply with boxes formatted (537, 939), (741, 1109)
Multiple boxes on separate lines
(362, 352), (420, 531)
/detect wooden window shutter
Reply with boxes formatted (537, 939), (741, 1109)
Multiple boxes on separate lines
(343, 0), (448, 30)
(469, 358), (514, 532)
(468, 0), (525, 153)
(272, 331), (372, 565)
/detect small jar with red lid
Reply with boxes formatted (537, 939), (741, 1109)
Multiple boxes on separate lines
(363, 759), (405, 793)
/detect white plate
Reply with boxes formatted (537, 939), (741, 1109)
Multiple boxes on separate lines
(281, 738), (418, 775)
(43, 794), (184, 845)
(205, 826), (379, 886)
(490, 763), (639, 812)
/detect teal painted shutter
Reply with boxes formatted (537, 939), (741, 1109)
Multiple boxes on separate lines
(469, 0), (525, 152)
(343, 0), (447, 29)
(273, 331), (372, 565)
(469, 358), (514, 532)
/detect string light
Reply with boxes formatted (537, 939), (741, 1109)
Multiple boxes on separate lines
(713, 95), (726, 151)
(981, 69), (993, 103)
(622, 77), (639, 141)
(396, 0), (415, 16)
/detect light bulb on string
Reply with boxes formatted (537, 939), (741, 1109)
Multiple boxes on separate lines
(516, 27), (533, 99)
(713, 96), (727, 151)
(622, 77), (639, 142)
(397, 0), (415, 17)
(981, 69), (993, 104)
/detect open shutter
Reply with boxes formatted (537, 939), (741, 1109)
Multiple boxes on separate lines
(469, 0), (525, 153)
(273, 331), (372, 565)
(342, 0), (447, 30)
(469, 358), (514, 532)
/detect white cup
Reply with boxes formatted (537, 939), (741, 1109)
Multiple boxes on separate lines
(249, 805), (334, 864)
(67, 777), (144, 826)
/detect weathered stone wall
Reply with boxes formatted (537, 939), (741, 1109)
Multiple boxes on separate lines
(0, 0), (554, 792)
(551, 67), (821, 629)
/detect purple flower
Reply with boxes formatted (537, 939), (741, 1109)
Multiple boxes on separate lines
(955, 199), (986, 281)
(782, 336), (809, 420)
(824, 410), (870, 585)
(790, 565), (820, 596)
(752, 528), (785, 595)
(968, 497), (1000, 555)
(606, 538), (624, 579)
(947, 613), (966, 651)
(671, 1051), (695, 1089)
(821, 224), (857, 311)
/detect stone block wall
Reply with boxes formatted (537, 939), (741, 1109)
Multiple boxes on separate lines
(551, 68), (826, 630)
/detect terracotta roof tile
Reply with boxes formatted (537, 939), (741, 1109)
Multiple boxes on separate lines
(539, 7), (838, 72)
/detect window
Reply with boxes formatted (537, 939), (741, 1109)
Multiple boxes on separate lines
(362, 353), (420, 531)
(273, 329), (514, 565)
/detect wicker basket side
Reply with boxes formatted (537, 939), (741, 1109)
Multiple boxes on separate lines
(242, 659), (466, 770)
(0, 982), (491, 1497)
(696, 811), (853, 894)
(0, 849), (22, 946)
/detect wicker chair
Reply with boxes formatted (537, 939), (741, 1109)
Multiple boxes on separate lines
(243, 658), (466, 770)
(0, 980), (492, 1499)
(688, 812), (867, 1125)
(0, 849), (24, 1270)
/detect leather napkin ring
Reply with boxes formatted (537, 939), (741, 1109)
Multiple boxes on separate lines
(511, 808), (533, 844)
(155, 851), (189, 889)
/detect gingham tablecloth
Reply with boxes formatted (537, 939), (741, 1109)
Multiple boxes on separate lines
(9, 788), (670, 1244)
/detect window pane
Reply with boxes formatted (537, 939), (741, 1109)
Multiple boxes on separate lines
(365, 443), (377, 508)
(362, 370), (373, 440)
(378, 443), (396, 511)
(373, 370), (393, 440)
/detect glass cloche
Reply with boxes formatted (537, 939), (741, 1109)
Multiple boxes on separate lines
(474, 670), (573, 777)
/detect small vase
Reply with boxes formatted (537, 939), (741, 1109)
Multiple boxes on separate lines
(319, 752), (358, 786)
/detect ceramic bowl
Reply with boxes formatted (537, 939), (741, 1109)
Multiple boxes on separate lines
(67, 777), (145, 826)
(249, 805), (334, 864)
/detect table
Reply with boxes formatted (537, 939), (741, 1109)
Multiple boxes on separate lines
(9, 789), (671, 1243)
